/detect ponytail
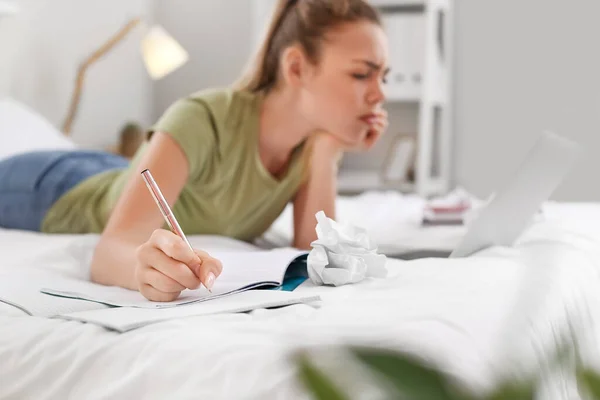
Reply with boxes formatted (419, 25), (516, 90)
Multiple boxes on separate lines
(233, 0), (381, 94)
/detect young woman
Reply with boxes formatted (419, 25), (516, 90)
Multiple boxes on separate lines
(0, 0), (390, 301)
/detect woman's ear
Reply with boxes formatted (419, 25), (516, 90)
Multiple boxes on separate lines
(281, 45), (311, 88)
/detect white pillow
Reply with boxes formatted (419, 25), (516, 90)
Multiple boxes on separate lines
(0, 97), (77, 162)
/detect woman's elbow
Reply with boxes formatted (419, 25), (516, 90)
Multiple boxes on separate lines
(293, 233), (315, 251)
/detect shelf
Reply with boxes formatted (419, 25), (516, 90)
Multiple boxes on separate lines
(383, 89), (449, 105)
(422, 177), (448, 196)
(384, 85), (421, 102)
(383, 83), (448, 105)
(337, 170), (448, 197)
(337, 170), (415, 194)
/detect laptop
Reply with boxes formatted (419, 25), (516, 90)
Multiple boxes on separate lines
(393, 131), (582, 260)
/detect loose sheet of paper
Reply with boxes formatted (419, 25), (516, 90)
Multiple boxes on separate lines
(0, 269), (111, 317)
(56, 291), (322, 332)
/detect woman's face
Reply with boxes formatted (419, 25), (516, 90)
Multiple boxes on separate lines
(300, 20), (389, 146)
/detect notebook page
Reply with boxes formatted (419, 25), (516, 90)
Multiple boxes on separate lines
(41, 248), (307, 309)
(0, 269), (110, 317)
(207, 248), (306, 289)
(56, 291), (322, 332)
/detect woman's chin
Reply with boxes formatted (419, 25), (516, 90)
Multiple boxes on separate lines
(337, 134), (362, 147)
(346, 129), (369, 145)
(325, 126), (367, 147)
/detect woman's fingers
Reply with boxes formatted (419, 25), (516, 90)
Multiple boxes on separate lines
(137, 244), (202, 290)
(143, 267), (187, 293)
(139, 283), (180, 303)
(362, 110), (388, 150)
(194, 249), (223, 291)
(371, 110), (388, 132)
(150, 229), (202, 269)
(139, 230), (224, 293)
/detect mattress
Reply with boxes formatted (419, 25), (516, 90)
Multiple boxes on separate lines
(2, 195), (600, 399)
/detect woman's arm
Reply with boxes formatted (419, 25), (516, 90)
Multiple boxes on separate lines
(292, 107), (389, 249)
(90, 132), (192, 289)
(292, 135), (344, 250)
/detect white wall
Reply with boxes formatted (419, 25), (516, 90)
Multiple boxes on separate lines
(153, 1), (600, 201)
(3, 0), (598, 200)
(0, 0), (154, 149)
(152, 0), (254, 118)
(0, 1), (18, 96)
(453, 0), (600, 201)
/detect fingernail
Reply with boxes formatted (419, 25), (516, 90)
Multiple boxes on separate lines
(205, 272), (216, 292)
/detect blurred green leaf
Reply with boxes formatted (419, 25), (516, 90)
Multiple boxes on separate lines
(484, 379), (536, 400)
(577, 367), (600, 399)
(351, 347), (471, 400)
(294, 326), (592, 400)
(297, 354), (349, 400)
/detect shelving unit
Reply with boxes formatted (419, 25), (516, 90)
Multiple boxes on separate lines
(337, 170), (447, 194)
(251, 0), (454, 198)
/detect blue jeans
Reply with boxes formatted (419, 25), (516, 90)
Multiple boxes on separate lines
(0, 150), (129, 231)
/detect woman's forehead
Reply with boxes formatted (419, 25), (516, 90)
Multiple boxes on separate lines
(322, 21), (389, 65)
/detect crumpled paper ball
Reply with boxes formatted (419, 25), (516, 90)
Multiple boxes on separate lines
(307, 211), (388, 286)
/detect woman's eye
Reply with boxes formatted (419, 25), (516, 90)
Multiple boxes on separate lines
(352, 72), (370, 80)
(353, 72), (388, 84)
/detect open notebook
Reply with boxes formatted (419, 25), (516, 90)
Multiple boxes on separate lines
(0, 247), (320, 332)
(40, 248), (311, 308)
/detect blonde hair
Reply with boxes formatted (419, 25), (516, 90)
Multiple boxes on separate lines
(234, 0), (381, 93)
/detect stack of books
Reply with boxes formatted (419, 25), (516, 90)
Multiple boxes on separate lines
(422, 200), (471, 226)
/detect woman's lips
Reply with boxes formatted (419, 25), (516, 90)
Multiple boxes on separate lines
(359, 113), (376, 124)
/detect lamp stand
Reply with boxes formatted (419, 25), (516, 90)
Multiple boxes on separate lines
(62, 17), (141, 136)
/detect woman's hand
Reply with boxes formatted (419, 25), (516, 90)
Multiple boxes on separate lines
(134, 229), (223, 302)
(292, 109), (388, 249)
(359, 108), (388, 151)
(311, 108), (388, 154)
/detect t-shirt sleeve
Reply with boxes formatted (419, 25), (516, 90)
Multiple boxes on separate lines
(148, 98), (216, 182)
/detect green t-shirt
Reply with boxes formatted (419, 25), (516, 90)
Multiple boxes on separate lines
(41, 88), (307, 241)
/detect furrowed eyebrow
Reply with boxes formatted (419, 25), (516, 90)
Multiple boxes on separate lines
(353, 59), (390, 75)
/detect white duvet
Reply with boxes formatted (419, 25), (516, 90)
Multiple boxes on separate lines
(2, 194), (600, 399)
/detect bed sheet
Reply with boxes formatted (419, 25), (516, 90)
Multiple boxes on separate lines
(256, 190), (466, 252)
(1, 200), (600, 399)
(259, 191), (600, 253)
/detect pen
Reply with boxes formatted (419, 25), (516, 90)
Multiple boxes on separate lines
(140, 169), (211, 292)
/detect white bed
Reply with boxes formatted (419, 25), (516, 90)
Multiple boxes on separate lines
(1, 45), (599, 398)
(3, 7), (600, 398)
(2, 195), (600, 399)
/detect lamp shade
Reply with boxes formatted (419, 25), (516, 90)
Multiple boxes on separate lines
(140, 25), (189, 80)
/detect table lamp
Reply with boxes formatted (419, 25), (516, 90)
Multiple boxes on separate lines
(62, 17), (189, 135)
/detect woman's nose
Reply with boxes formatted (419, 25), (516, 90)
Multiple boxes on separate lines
(367, 81), (385, 105)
